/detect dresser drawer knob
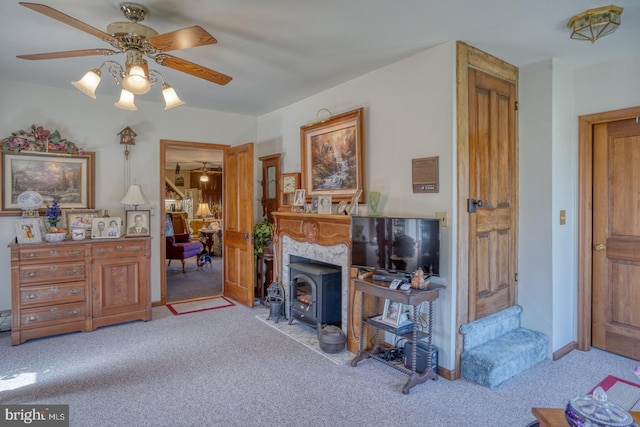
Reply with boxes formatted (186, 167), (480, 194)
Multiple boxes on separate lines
(116, 245), (124, 251)
(70, 268), (80, 274)
(49, 250), (59, 256)
(26, 252), (38, 258)
(27, 293), (38, 300)
(70, 288), (79, 295)
(27, 315), (38, 322)
(131, 246), (141, 251)
(97, 249), (106, 255)
(28, 272), (37, 278)
(68, 309), (80, 316)
(68, 250), (80, 256)
(50, 265), (58, 271)
(50, 286), (58, 292)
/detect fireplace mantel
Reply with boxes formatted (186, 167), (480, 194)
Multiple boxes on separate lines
(273, 212), (351, 249)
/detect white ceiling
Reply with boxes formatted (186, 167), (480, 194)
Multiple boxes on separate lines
(1, 1), (639, 117)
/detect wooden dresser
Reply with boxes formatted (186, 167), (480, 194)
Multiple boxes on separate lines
(9, 236), (151, 345)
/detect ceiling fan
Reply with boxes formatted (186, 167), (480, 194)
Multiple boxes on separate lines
(17, 2), (232, 108)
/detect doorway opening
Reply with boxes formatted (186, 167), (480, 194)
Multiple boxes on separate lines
(160, 140), (226, 304)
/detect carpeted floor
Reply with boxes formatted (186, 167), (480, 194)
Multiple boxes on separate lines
(1, 304), (639, 426)
(166, 255), (222, 302)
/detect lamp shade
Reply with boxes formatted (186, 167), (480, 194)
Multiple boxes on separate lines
(195, 203), (213, 218)
(121, 184), (149, 207)
(71, 69), (102, 99)
(17, 190), (43, 216)
(115, 89), (138, 111)
(162, 83), (185, 110)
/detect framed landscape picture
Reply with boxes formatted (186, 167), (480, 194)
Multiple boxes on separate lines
(300, 107), (365, 203)
(0, 151), (95, 215)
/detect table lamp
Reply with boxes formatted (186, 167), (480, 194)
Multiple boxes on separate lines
(195, 203), (212, 218)
(121, 184), (149, 210)
(17, 190), (44, 217)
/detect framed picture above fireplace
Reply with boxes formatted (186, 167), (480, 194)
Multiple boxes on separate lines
(300, 107), (365, 203)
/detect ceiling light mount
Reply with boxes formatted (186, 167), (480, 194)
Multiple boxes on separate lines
(119, 3), (148, 23)
(568, 5), (623, 43)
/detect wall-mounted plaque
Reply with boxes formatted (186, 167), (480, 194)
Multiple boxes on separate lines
(412, 156), (439, 193)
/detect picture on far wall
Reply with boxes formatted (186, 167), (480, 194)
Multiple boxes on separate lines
(300, 107), (365, 203)
(0, 151), (95, 215)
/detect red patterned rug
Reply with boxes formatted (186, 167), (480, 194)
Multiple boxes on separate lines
(167, 296), (235, 315)
(592, 375), (640, 412)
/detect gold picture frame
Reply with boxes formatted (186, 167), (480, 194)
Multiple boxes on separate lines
(63, 209), (102, 231)
(0, 151), (95, 215)
(300, 107), (365, 203)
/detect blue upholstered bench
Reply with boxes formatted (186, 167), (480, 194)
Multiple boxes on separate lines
(460, 305), (548, 388)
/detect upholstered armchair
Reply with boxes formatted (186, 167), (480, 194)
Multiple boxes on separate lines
(166, 213), (202, 273)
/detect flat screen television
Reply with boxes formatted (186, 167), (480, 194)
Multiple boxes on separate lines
(351, 215), (440, 276)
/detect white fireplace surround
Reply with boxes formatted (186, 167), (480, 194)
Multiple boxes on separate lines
(281, 235), (350, 331)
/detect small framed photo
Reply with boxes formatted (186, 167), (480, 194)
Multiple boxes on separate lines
(293, 189), (306, 206)
(15, 218), (42, 244)
(125, 210), (150, 237)
(64, 209), (102, 231)
(91, 218), (122, 239)
(311, 197), (319, 213)
(317, 195), (332, 214)
(380, 299), (404, 326)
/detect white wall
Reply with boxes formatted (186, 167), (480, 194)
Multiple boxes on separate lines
(257, 41), (459, 368)
(0, 80), (257, 304)
(518, 60), (554, 352)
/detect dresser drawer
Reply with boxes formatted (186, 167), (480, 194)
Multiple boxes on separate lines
(20, 302), (85, 328)
(19, 245), (85, 263)
(19, 262), (85, 285)
(93, 242), (146, 258)
(20, 281), (85, 307)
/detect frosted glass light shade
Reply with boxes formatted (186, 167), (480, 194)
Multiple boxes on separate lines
(162, 83), (185, 110)
(121, 184), (149, 206)
(71, 69), (102, 98)
(115, 89), (138, 111)
(17, 190), (43, 216)
(123, 65), (151, 95)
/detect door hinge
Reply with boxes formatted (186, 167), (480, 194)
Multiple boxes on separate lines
(515, 272), (518, 282)
(515, 101), (519, 111)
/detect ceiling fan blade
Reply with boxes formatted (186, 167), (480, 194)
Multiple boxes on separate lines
(155, 54), (232, 86)
(146, 26), (217, 52)
(19, 2), (121, 46)
(17, 48), (119, 60)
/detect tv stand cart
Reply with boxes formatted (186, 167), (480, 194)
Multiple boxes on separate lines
(350, 277), (443, 394)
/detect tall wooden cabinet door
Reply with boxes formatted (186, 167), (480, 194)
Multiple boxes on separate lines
(91, 240), (151, 328)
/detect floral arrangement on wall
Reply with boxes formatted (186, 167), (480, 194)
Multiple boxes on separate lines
(1, 124), (83, 153)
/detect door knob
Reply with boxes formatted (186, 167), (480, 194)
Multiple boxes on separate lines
(467, 198), (484, 213)
(594, 244), (605, 251)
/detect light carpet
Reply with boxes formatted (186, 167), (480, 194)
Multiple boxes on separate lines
(256, 312), (355, 365)
(167, 295), (234, 315)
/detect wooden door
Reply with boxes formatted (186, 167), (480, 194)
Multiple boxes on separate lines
(467, 68), (518, 320)
(223, 143), (255, 306)
(592, 119), (640, 359)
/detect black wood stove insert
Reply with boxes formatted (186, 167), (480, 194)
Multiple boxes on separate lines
(288, 261), (341, 328)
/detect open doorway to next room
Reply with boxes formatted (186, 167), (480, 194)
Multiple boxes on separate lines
(162, 141), (224, 304)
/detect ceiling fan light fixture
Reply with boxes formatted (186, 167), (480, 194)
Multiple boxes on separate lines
(114, 89), (138, 111)
(71, 68), (102, 98)
(568, 5), (623, 43)
(123, 65), (151, 95)
(161, 83), (185, 110)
